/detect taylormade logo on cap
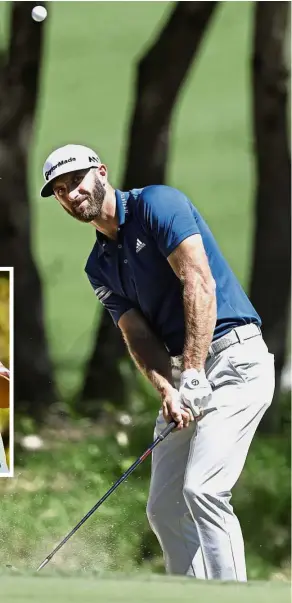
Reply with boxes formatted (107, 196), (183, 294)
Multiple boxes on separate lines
(41, 144), (101, 198)
(45, 157), (76, 181)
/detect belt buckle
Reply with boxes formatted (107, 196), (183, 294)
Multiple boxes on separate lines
(171, 355), (183, 370)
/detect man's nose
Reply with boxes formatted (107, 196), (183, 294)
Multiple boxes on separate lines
(68, 185), (82, 202)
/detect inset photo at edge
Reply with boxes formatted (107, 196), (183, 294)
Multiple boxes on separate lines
(0, 268), (13, 477)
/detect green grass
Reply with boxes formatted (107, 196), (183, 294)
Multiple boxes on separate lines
(0, 1), (257, 395)
(0, 422), (290, 580)
(1, 573), (290, 603)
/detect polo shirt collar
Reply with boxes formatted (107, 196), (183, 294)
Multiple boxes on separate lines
(96, 189), (130, 256)
(116, 189), (130, 226)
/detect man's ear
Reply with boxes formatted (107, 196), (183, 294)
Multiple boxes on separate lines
(98, 164), (107, 178)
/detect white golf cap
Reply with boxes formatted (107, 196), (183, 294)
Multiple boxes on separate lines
(41, 144), (101, 197)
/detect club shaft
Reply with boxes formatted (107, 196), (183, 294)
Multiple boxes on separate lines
(36, 420), (176, 571)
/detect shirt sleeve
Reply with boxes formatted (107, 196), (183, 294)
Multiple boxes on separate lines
(86, 273), (133, 326)
(137, 185), (200, 257)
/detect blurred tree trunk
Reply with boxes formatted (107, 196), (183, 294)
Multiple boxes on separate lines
(0, 2), (57, 420)
(250, 2), (291, 433)
(80, 1), (217, 415)
(123, 1), (217, 188)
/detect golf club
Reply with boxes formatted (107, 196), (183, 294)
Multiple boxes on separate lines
(36, 419), (177, 572)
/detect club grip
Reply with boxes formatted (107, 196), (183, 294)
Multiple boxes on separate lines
(158, 420), (177, 440)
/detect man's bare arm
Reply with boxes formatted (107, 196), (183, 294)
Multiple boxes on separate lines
(118, 309), (193, 429)
(118, 309), (174, 396)
(167, 234), (217, 371)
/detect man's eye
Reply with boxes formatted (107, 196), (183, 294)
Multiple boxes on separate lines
(73, 175), (82, 184)
(57, 188), (65, 196)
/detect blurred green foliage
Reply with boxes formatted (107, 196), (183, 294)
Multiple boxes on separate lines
(0, 391), (290, 579)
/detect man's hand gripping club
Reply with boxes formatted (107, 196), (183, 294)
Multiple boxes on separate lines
(162, 368), (212, 429)
(161, 384), (195, 431)
(179, 368), (212, 419)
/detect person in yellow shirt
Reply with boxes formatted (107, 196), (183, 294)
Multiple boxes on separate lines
(0, 361), (9, 473)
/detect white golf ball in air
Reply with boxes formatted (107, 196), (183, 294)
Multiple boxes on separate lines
(31, 5), (47, 22)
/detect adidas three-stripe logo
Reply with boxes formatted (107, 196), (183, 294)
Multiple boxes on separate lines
(136, 239), (146, 253)
(94, 286), (112, 305)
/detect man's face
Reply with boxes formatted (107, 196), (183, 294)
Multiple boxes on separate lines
(52, 167), (106, 223)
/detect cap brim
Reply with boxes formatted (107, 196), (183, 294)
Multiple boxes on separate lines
(40, 181), (54, 198)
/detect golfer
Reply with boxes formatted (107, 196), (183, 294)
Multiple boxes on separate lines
(41, 144), (275, 581)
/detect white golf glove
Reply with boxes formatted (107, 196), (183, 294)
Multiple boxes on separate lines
(179, 368), (212, 418)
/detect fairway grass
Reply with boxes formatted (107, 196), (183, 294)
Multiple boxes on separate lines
(1, 573), (291, 603)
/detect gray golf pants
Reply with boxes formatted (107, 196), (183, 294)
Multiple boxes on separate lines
(146, 325), (275, 581)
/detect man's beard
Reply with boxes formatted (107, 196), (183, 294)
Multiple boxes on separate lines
(66, 176), (106, 223)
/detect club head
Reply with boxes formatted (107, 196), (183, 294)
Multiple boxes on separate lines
(36, 557), (50, 572)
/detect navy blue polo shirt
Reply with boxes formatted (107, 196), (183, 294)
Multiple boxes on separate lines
(85, 185), (261, 356)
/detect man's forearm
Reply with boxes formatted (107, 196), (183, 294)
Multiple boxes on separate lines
(121, 322), (174, 395)
(183, 273), (217, 371)
(167, 235), (217, 373)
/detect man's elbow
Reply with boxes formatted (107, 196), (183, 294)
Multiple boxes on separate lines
(183, 269), (216, 296)
(201, 274), (216, 298)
